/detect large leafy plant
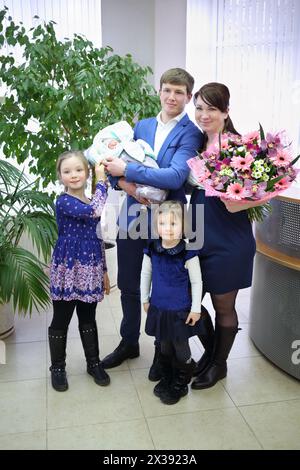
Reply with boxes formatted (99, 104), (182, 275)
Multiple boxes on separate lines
(0, 159), (57, 315)
(0, 7), (160, 186)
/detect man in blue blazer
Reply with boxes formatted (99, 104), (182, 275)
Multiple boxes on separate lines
(102, 68), (203, 379)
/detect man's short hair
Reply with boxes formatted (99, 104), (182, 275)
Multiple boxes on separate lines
(160, 68), (194, 95)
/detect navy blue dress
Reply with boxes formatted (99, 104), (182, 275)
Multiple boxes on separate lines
(189, 189), (256, 295)
(145, 239), (203, 342)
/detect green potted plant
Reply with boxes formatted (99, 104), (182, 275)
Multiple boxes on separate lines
(0, 159), (57, 336)
(0, 7), (160, 186)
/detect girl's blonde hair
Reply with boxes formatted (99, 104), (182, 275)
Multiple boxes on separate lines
(154, 200), (188, 239)
(56, 150), (89, 191)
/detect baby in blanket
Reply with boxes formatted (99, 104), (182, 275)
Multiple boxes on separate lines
(84, 121), (167, 203)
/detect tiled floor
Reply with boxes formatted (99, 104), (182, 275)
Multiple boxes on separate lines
(1, 287), (300, 450)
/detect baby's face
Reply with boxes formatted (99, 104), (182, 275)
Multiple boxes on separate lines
(107, 139), (118, 150)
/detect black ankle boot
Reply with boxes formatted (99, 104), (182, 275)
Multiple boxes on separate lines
(48, 328), (68, 392)
(148, 345), (164, 382)
(159, 359), (196, 405)
(79, 322), (110, 386)
(192, 324), (239, 390)
(101, 339), (139, 369)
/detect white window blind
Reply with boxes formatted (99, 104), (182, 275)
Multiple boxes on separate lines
(0, 0), (102, 47)
(187, 0), (300, 155)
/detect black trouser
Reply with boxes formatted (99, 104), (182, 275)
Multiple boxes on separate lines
(117, 232), (147, 344)
(50, 300), (97, 330)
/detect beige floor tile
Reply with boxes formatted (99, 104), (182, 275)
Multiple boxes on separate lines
(223, 356), (300, 406)
(110, 306), (123, 325)
(236, 287), (252, 320)
(127, 333), (155, 371)
(6, 310), (48, 344)
(0, 431), (47, 450)
(131, 368), (234, 418)
(47, 370), (143, 429)
(48, 419), (154, 450)
(0, 341), (47, 382)
(96, 306), (118, 336)
(0, 379), (46, 435)
(229, 324), (261, 359)
(147, 408), (261, 449)
(107, 289), (122, 308)
(239, 399), (300, 449)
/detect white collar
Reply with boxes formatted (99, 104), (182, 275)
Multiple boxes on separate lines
(156, 110), (186, 126)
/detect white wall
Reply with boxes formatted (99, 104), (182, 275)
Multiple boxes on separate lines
(101, 0), (187, 89)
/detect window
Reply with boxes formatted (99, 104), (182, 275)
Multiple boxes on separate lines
(186, 0), (300, 156)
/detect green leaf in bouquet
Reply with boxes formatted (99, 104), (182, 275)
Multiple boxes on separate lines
(266, 174), (285, 191)
(247, 203), (272, 223)
(259, 123), (265, 140)
(291, 154), (300, 166)
(205, 162), (215, 174)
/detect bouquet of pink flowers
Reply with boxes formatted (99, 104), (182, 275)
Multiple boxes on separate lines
(187, 125), (300, 222)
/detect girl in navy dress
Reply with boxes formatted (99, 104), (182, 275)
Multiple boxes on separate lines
(141, 201), (203, 405)
(189, 83), (257, 389)
(49, 150), (110, 392)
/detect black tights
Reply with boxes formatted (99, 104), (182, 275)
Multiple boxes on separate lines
(210, 290), (239, 328)
(50, 300), (97, 330)
(161, 339), (191, 364)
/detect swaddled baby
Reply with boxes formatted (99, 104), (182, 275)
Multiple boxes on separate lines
(84, 121), (167, 203)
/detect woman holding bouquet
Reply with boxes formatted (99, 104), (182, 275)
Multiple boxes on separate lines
(189, 82), (256, 389)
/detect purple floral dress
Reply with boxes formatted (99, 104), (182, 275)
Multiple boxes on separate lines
(50, 182), (107, 303)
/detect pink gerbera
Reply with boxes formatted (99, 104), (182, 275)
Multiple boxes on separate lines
(242, 131), (259, 144)
(270, 149), (292, 167)
(230, 153), (254, 171)
(274, 176), (291, 191)
(226, 182), (247, 200)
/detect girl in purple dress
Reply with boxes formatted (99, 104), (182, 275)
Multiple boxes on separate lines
(49, 150), (110, 392)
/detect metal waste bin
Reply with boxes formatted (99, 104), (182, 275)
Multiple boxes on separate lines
(249, 187), (300, 379)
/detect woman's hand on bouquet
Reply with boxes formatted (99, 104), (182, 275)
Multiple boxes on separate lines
(221, 192), (274, 213)
(186, 312), (201, 326)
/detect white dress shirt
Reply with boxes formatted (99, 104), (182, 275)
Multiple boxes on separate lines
(154, 110), (186, 156)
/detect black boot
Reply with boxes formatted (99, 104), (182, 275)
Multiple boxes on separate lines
(191, 324), (239, 390)
(48, 328), (68, 392)
(153, 354), (173, 397)
(193, 306), (215, 377)
(148, 345), (164, 382)
(159, 359), (196, 405)
(79, 322), (110, 386)
(101, 339), (139, 369)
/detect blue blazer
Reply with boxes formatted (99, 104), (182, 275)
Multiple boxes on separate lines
(115, 114), (203, 230)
